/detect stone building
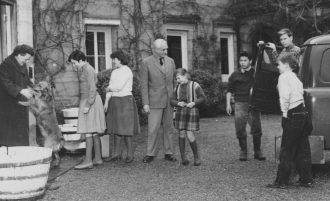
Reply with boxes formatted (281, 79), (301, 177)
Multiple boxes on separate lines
(230, 0), (330, 58)
(30, 0), (239, 107)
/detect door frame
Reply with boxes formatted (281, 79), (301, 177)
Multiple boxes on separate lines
(166, 30), (188, 70)
(219, 33), (235, 82)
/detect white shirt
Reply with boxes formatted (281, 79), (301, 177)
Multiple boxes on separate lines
(108, 65), (133, 97)
(277, 71), (304, 117)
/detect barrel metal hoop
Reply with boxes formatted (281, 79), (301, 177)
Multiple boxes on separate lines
(0, 172), (49, 181)
(63, 116), (78, 119)
(0, 187), (45, 195)
(0, 156), (52, 168)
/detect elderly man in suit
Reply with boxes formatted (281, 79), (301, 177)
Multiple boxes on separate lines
(140, 38), (177, 163)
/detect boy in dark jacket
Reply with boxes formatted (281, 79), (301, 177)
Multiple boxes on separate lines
(226, 52), (266, 161)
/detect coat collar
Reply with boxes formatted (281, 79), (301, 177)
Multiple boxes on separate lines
(4, 55), (26, 74)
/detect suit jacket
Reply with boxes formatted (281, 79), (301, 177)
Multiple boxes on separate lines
(140, 55), (176, 109)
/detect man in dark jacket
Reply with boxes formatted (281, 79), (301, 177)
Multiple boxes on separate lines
(0, 44), (34, 146)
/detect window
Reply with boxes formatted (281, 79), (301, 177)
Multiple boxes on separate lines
(0, 1), (16, 61)
(85, 26), (112, 72)
(320, 48), (330, 83)
(220, 33), (235, 82)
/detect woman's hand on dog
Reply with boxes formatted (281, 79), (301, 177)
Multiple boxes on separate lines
(20, 88), (34, 99)
(83, 107), (90, 114)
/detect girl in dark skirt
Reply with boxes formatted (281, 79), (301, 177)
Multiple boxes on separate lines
(170, 68), (206, 166)
(104, 51), (140, 163)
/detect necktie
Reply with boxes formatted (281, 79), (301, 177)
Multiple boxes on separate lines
(160, 58), (164, 66)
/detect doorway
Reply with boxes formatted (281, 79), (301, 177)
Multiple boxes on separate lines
(167, 30), (188, 69)
(167, 36), (182, 69)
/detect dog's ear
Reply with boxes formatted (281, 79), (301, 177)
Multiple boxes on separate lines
(39, 81), (49, 89)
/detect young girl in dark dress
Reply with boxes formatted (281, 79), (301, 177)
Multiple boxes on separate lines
(170, 68), (206, 166)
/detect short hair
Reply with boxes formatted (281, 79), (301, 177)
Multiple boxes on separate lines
(153, 39), (167, 49)
(277, 28), (293, 37)
(277, 53), (299, 74)
(110, 50), (129, 65)
(239, 51), (252, 60)
(175, 68), (191, 79)
(12, 44), (34, 57)
(68, 50), (86, 62)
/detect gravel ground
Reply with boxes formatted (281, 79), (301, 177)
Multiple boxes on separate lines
(40, 114), (330, 201)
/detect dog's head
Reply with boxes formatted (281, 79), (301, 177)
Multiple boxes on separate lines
(32, 81), (53, 104)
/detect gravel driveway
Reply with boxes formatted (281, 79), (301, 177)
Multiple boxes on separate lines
(41, 114), (330, 201)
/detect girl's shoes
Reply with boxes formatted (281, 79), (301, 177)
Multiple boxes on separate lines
(194, 158), (201, 166)
(93, 160), (103, 166)
(125, 156), (134, 163)
(104, 155), (121, 162)
(182, 159), (189, 166)
(74, 163), (93, 170)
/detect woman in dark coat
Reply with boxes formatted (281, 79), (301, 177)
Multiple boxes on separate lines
(0, 44), (34, 146)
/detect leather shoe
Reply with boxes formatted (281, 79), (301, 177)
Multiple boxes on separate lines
(93, 160), (103, 166)
(298, 182), (314, 188)
(265, 182), (288, 189)
(142, 155), (154, 163)
(182, 159), (189, 166)
(104, 156), (121, 162)
(164, 154), (177, 162)
(125, 156), (134, 163)
(74, 163), (93, 170)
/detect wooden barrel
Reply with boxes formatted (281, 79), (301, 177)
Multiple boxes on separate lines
(61, 108), (86, 153)
(0, 146), (52, 200)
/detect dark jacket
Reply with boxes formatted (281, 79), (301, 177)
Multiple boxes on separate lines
(0, 55), (32, 146)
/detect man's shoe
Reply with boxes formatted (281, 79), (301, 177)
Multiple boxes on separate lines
(299, 182), (314, 188)
(142, 155), (154, 163)
(239, 151), (248, 161)
(164, 154), (177, 162)
(254, 151), (266, 161)
(265, 182), (288, 189)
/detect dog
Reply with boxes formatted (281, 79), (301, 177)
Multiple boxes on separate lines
(19, 81), (64, 168)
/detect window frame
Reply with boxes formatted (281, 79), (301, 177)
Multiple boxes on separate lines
(219, 32), (235, 82)
(85, 25), (112, 73)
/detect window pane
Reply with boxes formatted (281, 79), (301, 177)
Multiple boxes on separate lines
(320, 49), (330, 82)
(85, 32), (94, 55)
(220, 38), (229, 74)
(97, 32), (105, 56)
(86, 56), (95, 69)
(98, 56), (106, 72)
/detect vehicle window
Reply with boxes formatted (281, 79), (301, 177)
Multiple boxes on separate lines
(320, 48), (330, 83)
(298, 47), (306, 79)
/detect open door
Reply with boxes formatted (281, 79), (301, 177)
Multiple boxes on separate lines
(250, 46), (280, 113)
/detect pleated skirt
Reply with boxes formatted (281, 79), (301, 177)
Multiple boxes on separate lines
(174, 107), (200, 131)
(106, 95), (140, 136)
(77, 94), (106, 134)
